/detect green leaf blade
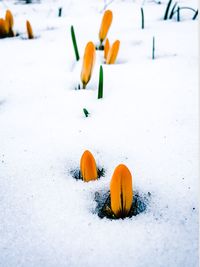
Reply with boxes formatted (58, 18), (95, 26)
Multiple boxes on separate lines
(71, 25), (80, 61)
(98, 65), (104, 99)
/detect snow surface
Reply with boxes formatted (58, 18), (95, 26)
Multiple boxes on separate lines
(0, 0), (199, 266)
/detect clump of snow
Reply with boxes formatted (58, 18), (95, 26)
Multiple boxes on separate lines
(0, 0), (198, 266)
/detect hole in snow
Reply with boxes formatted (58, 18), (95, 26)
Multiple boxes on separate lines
(94, 190), (150, 220)
(70, 166), (105, 181)
(95, 44), (104, 51)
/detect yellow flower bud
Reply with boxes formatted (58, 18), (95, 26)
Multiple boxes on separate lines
(5, 10), (14, 35)
(0, 18), (9, 38)
(104, 38), (110, 60)
(110, 164), (133, 218)
(80, 150), (98, 182)
(81, 42), (96, 89)
(106, 40), (120, 64)
(99, 10), (113, 44)
(26, 20), (34, 39)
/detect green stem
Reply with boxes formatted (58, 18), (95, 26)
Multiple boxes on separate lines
(71, 25), (80, 61)
(141, 7), (144, 29)
(58, 7), (62, 17)
(83, 108), (89, 117)
(152, 36), (155, 60)
(169, 2), (178, 19)
(177, 6), (180, 21)
(193, 10), (198, 20)
(164, 0), (173, 20)
(98, 65), (104, 99)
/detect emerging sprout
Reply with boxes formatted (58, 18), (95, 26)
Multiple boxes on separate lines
(81, 42), (96, 89)
(152, 36), (155, 59)
(83, 108), (90, 117)
(98, 65), (103, 99)
(99, 10), (113, 45)
(106, 40), (120, 64)
(0, 18), (9, 38)
(80, 150), (98, 182)
(141, 7), (144, 29)
(5, 10), (14, 37)
(58, 7), (62, 17)
(164, 0), (173, 20)
(110, 164), (133, 218)
(104, 38), (110, 60)
(26, 20), (34, 39)
(71, 25), (80, 61)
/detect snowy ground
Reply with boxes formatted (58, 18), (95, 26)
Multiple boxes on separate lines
(0, 0), (199, 266)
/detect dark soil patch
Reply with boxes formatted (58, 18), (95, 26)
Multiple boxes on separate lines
(70, 167), (105, 181)
(95, 190), (151, 219)
(96, 44), (104, 50)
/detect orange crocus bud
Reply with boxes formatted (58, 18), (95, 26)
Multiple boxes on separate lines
(106, 40), (120, 64)
(5, 9), (14, 36)
(99, 10), (113, 44)
(104, 38), (110, 60)
(26, 20), (34, 39)
(110, 164), (133, 218)
(80, 150), (98, 182)
(81, 42), (96, 89)
(0, 18), (9, 38)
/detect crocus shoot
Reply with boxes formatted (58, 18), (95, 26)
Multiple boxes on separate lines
(83, 108), (90, 117)
(81, 42), (96, 89)
(99, 10), (113, 49)
(0, 19), (9, 38)
(26, 20), (34, 39)
(106, 40), (120, 64)
(110, 164), (133, 218)
(5, 10), (14, 37)
(80, 150), (98, 182)
(98, 65), (103, 99)
(71, 25), (80, 61)
(104, 38), (110, 60)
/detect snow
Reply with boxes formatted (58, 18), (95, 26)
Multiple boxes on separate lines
(0, 0), (198, 266)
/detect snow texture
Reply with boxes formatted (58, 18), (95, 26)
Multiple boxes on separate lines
(0, 0), (198, 266)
